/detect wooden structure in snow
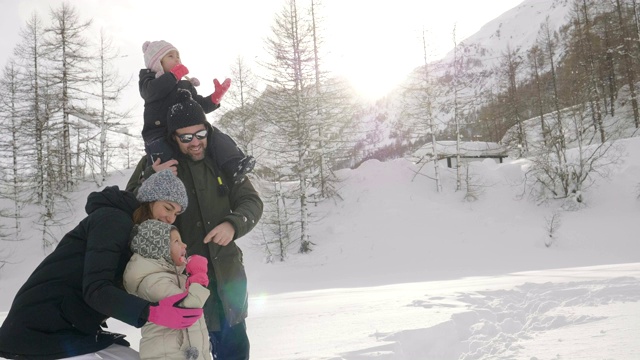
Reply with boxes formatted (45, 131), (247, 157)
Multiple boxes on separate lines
(411, 141), (509, 168)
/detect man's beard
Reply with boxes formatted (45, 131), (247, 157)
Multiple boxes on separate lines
(187, 145), (206, 161)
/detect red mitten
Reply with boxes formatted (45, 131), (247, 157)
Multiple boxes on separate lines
(211, 78), (231, 104)
(148, 291), (203, 329)
(170, 64), (189, 82)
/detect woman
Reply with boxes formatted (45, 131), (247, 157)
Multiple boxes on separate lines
(0, 170), (201, 360)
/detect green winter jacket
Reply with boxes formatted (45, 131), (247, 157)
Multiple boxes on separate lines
(126, 129), (263, 331)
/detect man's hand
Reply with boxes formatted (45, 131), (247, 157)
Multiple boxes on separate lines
(203, 222), (235, 246)
(151, 158), (178, 176)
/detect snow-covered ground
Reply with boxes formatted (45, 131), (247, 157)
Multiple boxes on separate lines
(1, 137), (639, 359)
(247, 264), (640, 359)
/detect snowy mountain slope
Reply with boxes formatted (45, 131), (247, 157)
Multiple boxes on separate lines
(437, 0), (571, 70)
(353, 0), (573, 161)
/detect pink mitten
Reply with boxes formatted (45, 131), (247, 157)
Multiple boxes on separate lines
(186, 255), (208, 275)
(185, 255), (209, 289)
(186, 273), (209, 289)
(148, 291), (203, 329)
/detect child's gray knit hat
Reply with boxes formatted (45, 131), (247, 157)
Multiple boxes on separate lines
(136, 169), (188, 213)
(130, 219), (176, 263)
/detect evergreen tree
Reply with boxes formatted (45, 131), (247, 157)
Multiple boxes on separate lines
(254, 179), (297, 262)
(614, 0), (640, 128)
(255, 0), (357, 256)
(307, 0), (357, 200)
(449, 25), (464, 191)
(261, 0), (317, 253)
(217, 56), (264, 170)
(522, 16), (624, 204)
(399, 29), (442, 192)
(499, 45), (528, 157)
(526, 44), (550, 147)
(566, 0), (606, 142)
(13, 12), (47, 203)
(90, 29), (132, 186)
(42, 2), (94, 189)
(0, 60), (27, 239)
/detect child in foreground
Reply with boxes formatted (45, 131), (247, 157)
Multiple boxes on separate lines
(140, 40), (255, 183)
(124, 219), (212, 360)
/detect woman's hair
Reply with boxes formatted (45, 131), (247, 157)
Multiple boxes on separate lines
(132, 202), (154, 225)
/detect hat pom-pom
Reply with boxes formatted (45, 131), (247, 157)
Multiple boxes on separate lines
(142, 41), (150, 53)
(185, 346), (199, 360)
(188, 77), (200, 87)
(176, 88), (194, 102)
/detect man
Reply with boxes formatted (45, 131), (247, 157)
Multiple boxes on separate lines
(127, 89), (263, 360)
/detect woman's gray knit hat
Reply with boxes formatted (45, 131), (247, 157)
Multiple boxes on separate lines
(136, 169), (188, 213)
(130, 219), (177, 263)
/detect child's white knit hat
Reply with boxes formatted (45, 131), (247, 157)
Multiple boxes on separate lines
(142, 40), (177, 78)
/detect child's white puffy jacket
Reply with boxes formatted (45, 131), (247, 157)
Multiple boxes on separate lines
(124, 254), (212, 360)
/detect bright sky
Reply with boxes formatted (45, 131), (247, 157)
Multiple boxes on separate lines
(0, 0), (523, 100)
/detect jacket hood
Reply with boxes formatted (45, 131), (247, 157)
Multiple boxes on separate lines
(85, 185), (139, 217)
(123, 253), (186, 300)
(130, 219), (176, 263)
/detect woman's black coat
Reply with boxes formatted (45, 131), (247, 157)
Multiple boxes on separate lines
(0, 186), (150, 360)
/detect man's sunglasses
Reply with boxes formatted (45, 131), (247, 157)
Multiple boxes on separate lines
(176, 129), (208, 143)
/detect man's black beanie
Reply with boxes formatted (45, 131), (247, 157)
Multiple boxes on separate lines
(167, 89), (208, 134)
